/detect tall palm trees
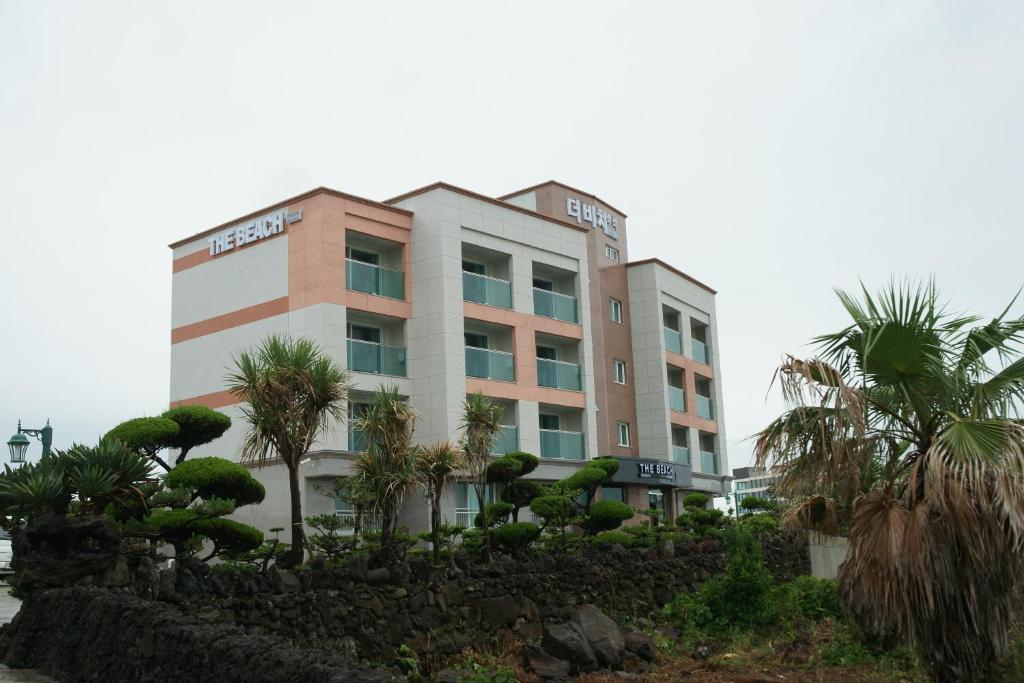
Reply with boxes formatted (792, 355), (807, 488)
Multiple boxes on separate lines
(227, 335), (350, 568)
(755, 281), (1024, 681)
(414, 441), (463, 563)
(349, 385), (418, 546)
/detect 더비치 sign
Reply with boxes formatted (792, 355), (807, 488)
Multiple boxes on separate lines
(208, 210), (286, 256)
(566, 197), (619, 239)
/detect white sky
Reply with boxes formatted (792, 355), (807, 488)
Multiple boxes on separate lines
(1, 2), (1022, 469)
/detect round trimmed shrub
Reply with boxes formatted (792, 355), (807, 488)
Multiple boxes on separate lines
(192, 517), (263, 554)
(161, 406), (231, 456)
(531, 494), (576, 524)
(585, 500), (634, 534)
(475, 501), (514, 528)
(595, 530), (632, 547)
(590, 457), (620, 477)
(738, 513), (779, 535)
(164, 457), (266, 507)
(563, 466), (609, 491)
(683, 492), (709, 509)
(485, 458), (520, 484)
(105, 417), (180, 456)
(505, 451), (539, 477)
(491, 521), (540, 554)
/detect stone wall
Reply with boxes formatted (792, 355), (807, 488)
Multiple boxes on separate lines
(0, 587), (399, 683)
(172, 533), (809, 662)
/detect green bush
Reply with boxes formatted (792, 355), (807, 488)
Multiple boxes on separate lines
(164, 457), (266, 507)
(663, 527), (777, 637)
(594, 530), (632, 547)
(491, 521), (539, 554)
(504, 451), (539, 477)
(475, 501), (514, 528)
(737, 512), (779, 536)
(562, 466), (609, 491)
(786, 575), (843, 621)
(589, 457), (620, 477)
(105, 417), (180, 458)
(530, 494), (576, 528)
(622, 522), (658, 548)
(192, 517), (263, 554)
(161, 406), (231, 461)
(676, 507), (725, 538)
(683, 492), (709, 508)
(583, 500), (634, 534)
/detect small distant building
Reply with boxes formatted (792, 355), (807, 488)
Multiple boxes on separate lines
(731, 465), (778, 510)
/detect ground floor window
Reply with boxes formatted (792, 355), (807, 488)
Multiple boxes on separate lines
(601, 486), (625, 503)
(648, 488), (666, 521)
(450, 482), (496, 528)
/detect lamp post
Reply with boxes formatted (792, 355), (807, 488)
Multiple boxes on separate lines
(6, 420), (53, 465)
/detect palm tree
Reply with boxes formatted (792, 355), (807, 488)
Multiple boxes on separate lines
(754, 280), (1024, 682)
(414, 441), (464, 564)
(460, 392), (504, 551)
(226, 335), (350, 568)
(349, 385), (417, 546)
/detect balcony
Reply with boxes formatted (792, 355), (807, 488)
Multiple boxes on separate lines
(692, 339), (711, 365)
(346, 259), (404, 300)
(697, 395), (715, 421)
(668, 386), (686, 412)
(463, 271), (512, 309)
(537, 358), (582, 391)
(533, 289), (578, 324)
(539, 429), (585, 460)
(700, 450), (717, 474)
(347, 339), (407, 377)
(672, 445), (690, 465)
(465, 347), (515, 382)
(492, 425), (518, 455)
(664, 327), (683, 355)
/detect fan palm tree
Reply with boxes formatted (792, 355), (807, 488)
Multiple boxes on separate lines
(754, 280), (1024, 682)
(226, 335), (350, 568)
(414, 440), (464, 564)
(348, 385), (418, 546)
(460, 392), (504, 552)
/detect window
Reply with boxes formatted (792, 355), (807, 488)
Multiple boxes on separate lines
(616, 421), (630, 447)
(347, 323), (381, 343)
(533, 278), (553, 291)
(609, 298), (622, 323)
(601, 486), (624, 503)
(539, 414), (561, 430)
(462, 260), (485, 275)
(347, 247), (380, 265)
(464, 332), (488, 349)
(451, 482), (495, 528)
(613, 359), (626, 384)
(605, 245), (619, 262)
(536, 345), (557, 361)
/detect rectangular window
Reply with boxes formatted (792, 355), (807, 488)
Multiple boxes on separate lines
(609, 298), (622, 323)
(613, 359), (626, 384)
(605, 245), (619, 262)
(347, 247), (380, 265)
(616, 421), (630, 447)
(462, 260), (485, 275)
(601, 486), (624, 503)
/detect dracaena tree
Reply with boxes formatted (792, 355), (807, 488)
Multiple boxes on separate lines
(754, 280), (1024, 682)
(460, 393), (504, 553)
(226, 335), (350, 568)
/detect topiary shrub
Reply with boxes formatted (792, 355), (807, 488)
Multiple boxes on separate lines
(475, 502), (514, 528)
(595, 530), (632, 547)
(161, 405), (232, 465)
(738, 512), (779, 536)
(164, 457), (265, 507)
(491, 521), (539, 555)
(683, 492), (709, 509)
(582, 500), (634, 534)
(487, 451), (541, 522)
(105, 417), (180, 470)
(530, 494), (576, 528)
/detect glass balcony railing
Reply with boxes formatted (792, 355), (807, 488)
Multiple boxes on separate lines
(348, 429), (366, 452)
(668, 386), (686, 412)
(539, 429), (585, 460)
(701, 450), (717, 474)
(347, 339), (407, 377)
(463, 271), (512, 309)
(465, 346), (515, 382)
(346, 259), (404, 300)
(692, 339), (711, 365)
(672, 445), (690, 465)
(697, 395), (715, 420)
(664, 327), (683, 355)
(533, 288), (578, 323)
(537, 358), (582, 391)
(492, 426), (518, 455)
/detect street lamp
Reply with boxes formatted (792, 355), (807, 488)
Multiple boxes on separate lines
(6, 420), (53, 464)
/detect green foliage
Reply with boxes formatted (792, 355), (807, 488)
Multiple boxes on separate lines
(476, 502), (513, 528)
(621, 522), (658, 548)
(740, 495), (763, 511)
(683, 492), (709, 508)
(530, 494), (576, 529)
(562, 466), (608, 492)
(160, 405), (231, 462)
(676, 506), (725, 538)
(395, 643), (420, 679)
(595, 530), (632, 547)
(223, 527), (289, 572)
(590, 456), (620, 477)
(192, 517), (263, 554)
(306, 514), (355, 562)
(450, 661), (518, 683)
(491, 521), (539, 554)
(737, 512), (779, 536)
(784, 575), (844, 622)
(105, 417), (180, 462)
(582, 500), (634, 534)
(501, 479), (542, 512)
(164, 457), (265, 507)
(663, 527), (777, 637)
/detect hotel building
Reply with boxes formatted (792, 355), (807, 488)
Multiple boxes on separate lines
(169, 181), (728, 534)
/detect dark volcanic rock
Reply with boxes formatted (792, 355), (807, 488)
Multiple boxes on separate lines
(542, 621), (597, 671)
(574, 604), (625, 668)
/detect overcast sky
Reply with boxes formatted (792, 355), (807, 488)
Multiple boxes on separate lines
(1, 2), (1022, 469)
